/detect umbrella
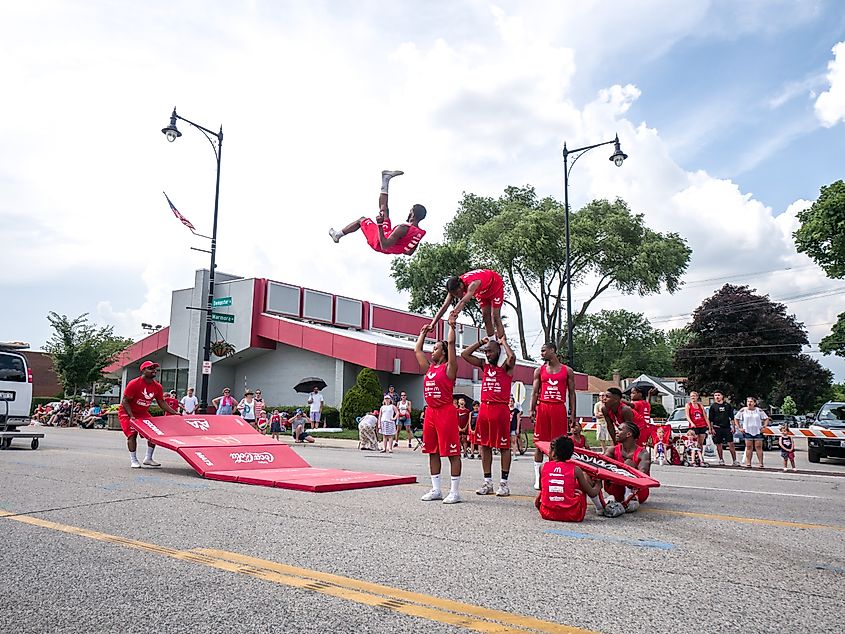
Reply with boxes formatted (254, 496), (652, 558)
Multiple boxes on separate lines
(623, 380), (659, 396)
(294, 377), (328, 393)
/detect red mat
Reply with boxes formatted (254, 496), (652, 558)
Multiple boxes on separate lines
(535, 441), (659, 490)
(132, 415), (416, 492)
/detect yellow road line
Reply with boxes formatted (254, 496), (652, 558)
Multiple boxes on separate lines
(638, 507), (845, 532)
(0, 510), (594, 634)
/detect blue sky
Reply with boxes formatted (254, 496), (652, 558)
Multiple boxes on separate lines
(1, 0), (844, 381)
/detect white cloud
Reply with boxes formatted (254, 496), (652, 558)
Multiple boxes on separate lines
(815, 41), (845, 127)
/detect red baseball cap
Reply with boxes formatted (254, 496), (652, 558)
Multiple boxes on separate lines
(139, 361), (160, 371)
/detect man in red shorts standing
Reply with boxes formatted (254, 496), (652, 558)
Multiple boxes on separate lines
(430, 269), (505, 341)
(529, 341), (576, 490)
(414, 315), (462, 504)
(329, 170), (427, 256)
(119, 361), (180, 469)
(460, 335), (516, 497)
(603, 420), (651, 512)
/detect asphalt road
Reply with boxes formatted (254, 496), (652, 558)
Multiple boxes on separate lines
(1, 427), (843, 634)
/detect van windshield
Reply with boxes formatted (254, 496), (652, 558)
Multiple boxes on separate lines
(0, 354), (26, 382)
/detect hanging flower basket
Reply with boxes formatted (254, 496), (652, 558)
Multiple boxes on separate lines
(210, 340), (236, 357)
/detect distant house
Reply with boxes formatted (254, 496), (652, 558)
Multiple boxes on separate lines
(621, 374), (703, 414)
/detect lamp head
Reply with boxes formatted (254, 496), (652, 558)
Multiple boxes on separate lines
(161, 108), (182, 142)
(609, 135), (627, 167)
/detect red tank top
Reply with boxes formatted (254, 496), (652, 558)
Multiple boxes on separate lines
(606, 404), (649, 446)
(423, 363), (454, 408)
(688, 402), (705, 427)
(540, 461), (583, 513)
(631, 399), (651, 421)
(570, 433), (586, 449)
(539, 364), (568, 403)
(614, 443), (644, 466)
(384, 224), (426, 255)
(480, 364), (512, 403)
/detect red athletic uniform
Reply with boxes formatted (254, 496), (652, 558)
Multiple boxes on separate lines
(164, 396), (179, 412)
(422, 363), (460, 456)
(360, 217), (425, 255)
(118, 377), (164, 438)
(570, 433), (587, 449)
(456, 407), (470, 435)
(476, 364), (512, 449)
(605, 444), (650, 505)
(606, 402), (649, 447)
(534, 364), (569, 442)
(460, 269), (504, 308)
(537, 461), (587, 522)
(688, 403), (707, 431)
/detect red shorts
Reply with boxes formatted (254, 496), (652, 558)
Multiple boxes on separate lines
(118, 411), (138, 439)
(605, 482), (650, 506)
(533, 402), (569, 443)
(538, 496), (587, 522)
(360, 217), (395, 253)
(476, 402), (510, 449)
(422, 404), (461, 457)
(475, 273), (504, 309)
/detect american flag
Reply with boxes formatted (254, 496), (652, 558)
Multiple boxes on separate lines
(163, 192), (196, 231)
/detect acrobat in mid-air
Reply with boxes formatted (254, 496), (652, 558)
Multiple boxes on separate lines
(429, 269), (505, 340)
(329, 170), (427, 256)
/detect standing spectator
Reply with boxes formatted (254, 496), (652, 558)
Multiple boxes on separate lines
(164, 390), (180, 413)
(358, 410), (380, 450)
(469, 401), (480, 460)
(685, 391), (709, 450)
(269, 410), (283, 440)
(778, 425), (797, 472)
(307, 386), (324, 429)
(212, 388), (237, 415)
(378, 396), (399, 453)
(708, 390), (738, 466)
(237, 390), (258, 429)
(509, 396), (522, 456)
(384, 385), (400, 406)
(735, 396), (768, 469)
(457, 398), (471, 458)
(256, 410), (269, 434)
(254, 389), (266, 421)
(594, 392), (612, 451)
(180, 387), (199, 415)
(396, 391), (413, 449)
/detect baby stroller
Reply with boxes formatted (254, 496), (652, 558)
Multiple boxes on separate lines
(682, 439), (706, 467)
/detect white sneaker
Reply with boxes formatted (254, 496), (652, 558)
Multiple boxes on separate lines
(130, 458), (141, 469)
(142, 458), (161, 467)
(420, 489), (443, 502)
(625, 499), (640, 513)
(495, 482), (510, 497)
(732, 460), (740, 467)
(533, 480), (540, 491)
(603, 501), (625, 518)
(442, 491), (461, 504)
(718, 459), (725, 466)
(476, 481), (495, 495)
(382, 170), (404, 178)
(329, 229), (342, 243)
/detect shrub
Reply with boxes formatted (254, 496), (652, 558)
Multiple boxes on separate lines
(340, 368), (383, 428)
(650, 402), (668, 419)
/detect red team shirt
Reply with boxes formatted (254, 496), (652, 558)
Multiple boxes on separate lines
(361, 218), (426, 255)
(605, 444), (650, 505)
(688, 402), (707, 429)
(459, 269), (504, 307)
(534, 364), (569, 442)
(118, 377), (164, 438)
(422, 363), (460, 456)
(477, 364), (512, 449)
(538, 461), (587, 522)
(570, 433), (587, 449)
(606, 402), (649, 447)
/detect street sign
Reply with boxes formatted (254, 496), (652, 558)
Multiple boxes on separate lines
(202, 361), (212, 375)
(211, 312), (234, 323)
(212, 297), (232, 308)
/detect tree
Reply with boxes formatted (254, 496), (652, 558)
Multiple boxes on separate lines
(832, 383), (845, 402)
(44, 312), (132, 397)
(793, 180), (845, 278)
(674, 285), (808, 401)
(819, 314), (845, 358)
(339, 367), (383, 428)
(571, 310), (674, 380)
(780, 396), (797, 416)
(768, 355), (833, 413)
(392, 186), (691, 358)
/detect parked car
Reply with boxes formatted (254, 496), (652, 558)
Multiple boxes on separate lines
(768, 414), (799, 429)
(0, 344), (33, 430)
(807, 402), (845, 463)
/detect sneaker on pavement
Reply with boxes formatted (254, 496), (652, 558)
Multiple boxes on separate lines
(603, 502), (625, 518)
(420, 489), (443, 502)
(732, 460), (740, 466)
(495, 483), (510, 497)
(442, 491), (461, 504)
(476, 481), (495, 495)
(718, 459), (725, 465)
(625, 499), (640, 513)
(329, 229), (342, 243)
(382, 170), (404, 178)
(142, 459), (161, 467)
(130, 459), (141, 469)
(533, 481), (540, 491)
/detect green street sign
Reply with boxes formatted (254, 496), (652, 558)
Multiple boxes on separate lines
(212, 297), (233, 308)
(211, 312), (235, 323)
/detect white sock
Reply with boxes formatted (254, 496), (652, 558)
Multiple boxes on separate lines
(145, 446), (155, 461)
(430, 474), (441, 491)
(450, 476), (460, 494)
(624, 487), (634, 500)
(381, 173), (391, 194)
(533, 460), (542, 485)
(500, 477), (508, 484)
(484, 476), (493, 484)
(129, 451), (138, 461)
(590, 495), (603, 510)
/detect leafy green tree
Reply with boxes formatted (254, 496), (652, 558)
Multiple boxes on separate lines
(674, 285), (808, 402)
(780, 396), (797, 416)
(768, 354), (833, 413)
(572, 309), (674, 379)
(44, 312), (132, 397)
(832, 383), (845, 402)
(339, 367), (384, 428)
(794, 180), (845, 278)
(819, 314), (845, 358)
(392, 186), (691, 359)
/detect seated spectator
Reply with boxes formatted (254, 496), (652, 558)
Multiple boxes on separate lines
(291, 409), (315, 444)
(358, 410), (380, 451)
(49, 401), (72, 427)
(80, 403), (107, 429)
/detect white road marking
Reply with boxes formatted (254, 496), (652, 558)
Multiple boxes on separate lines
(663, 484), (821, 499)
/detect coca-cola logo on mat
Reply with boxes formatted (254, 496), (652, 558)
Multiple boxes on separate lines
(229, 452), (274, 464)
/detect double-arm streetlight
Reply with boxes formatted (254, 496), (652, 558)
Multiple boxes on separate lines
(161, 108), (223, 413)
(561, 134), (627, 367)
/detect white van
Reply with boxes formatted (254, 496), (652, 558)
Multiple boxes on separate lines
(0, 344), (34, 429)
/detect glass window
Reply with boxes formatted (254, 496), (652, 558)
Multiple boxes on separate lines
(0, 354), (26, 382)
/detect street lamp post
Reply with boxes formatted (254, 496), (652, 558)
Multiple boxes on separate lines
(161, 107), (223, 414)
(561, 134), (627, 367)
